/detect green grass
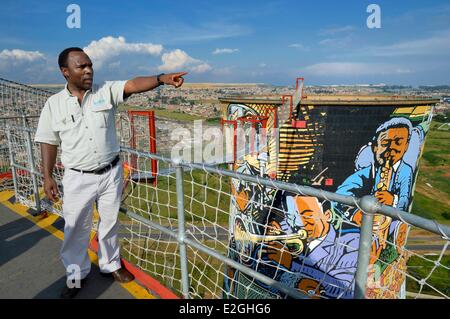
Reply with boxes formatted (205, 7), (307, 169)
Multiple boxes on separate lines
(422, 150), (447, 166)
(151, 108), (205, 121)
(406, 255), (450, 297)
(205, 117), (222, 125)
(118, 103), (205, 122)
(411, 120), (450, 223)
(0, 165), (10, 173)
(411, 196), (450, 221)
(123, 168), (231, 226)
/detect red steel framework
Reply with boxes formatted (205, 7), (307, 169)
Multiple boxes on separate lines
(128, 110), (157, 182)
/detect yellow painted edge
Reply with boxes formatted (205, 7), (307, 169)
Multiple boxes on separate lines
(0, 190), (154, 299)
(0, 191), (65, 240)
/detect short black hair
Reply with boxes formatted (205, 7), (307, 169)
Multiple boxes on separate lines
(371, 117), (412, 146)
(58, 47), (84, 68)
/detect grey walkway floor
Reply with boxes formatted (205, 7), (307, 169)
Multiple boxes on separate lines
(0, 203), (134, 299)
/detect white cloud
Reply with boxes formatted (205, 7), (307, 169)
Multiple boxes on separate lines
(303, 62), (413, 76)
(366, 29), (450, 57)
(0, 49), (45, 63)
(158, 49), (194, 71)
(288, 43), (309, 51)
(0, 49), (60, 83)
(0, 49), (47, 77)
(212, 48), (239, 55)
(319, 25), (355, 36)
(259, 63), (267, 68)
(83, 36), (163, 68)
(108, 61), (121, 69)
(319, 39), (336, 45)
(190, 63), (212, 73)
(158, 49), (211, 73)
(319, 34), (354, 49)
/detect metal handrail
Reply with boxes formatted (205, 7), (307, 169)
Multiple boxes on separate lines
(3, 123), (449, 299)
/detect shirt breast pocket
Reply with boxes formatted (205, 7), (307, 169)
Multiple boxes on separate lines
(91, 103), (113, 128)
(54, 114), (82, 132)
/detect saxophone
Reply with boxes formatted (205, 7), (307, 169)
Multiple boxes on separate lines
(376, 159), (392, 192)
(373, 159), (393, 251)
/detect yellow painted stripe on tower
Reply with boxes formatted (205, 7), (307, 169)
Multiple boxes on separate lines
(278, 152), (314, 158)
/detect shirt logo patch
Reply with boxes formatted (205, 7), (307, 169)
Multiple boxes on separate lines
(93, 98), (106, 106)
(91, 98), (112, 111)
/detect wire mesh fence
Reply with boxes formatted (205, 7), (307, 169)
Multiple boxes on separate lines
(0, 77), (52, 194)
(0, 77), (448, 299)
(0, 77), (51, 117)
(0, 78), (51, 190)
(5, 125), (65, 215)
(118, 147), (449, 299)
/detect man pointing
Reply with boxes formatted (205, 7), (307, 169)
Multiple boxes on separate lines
(34, 47), (187, 298)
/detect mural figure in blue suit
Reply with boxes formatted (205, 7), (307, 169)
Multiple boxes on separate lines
(336, 117), (415, 219)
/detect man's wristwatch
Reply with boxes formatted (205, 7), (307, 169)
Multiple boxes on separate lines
(157, 73), (165, 86)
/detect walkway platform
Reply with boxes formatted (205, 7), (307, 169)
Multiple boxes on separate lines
(0, 191), (154, 299)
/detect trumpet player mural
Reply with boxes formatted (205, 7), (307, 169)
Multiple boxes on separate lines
(219, 79), (438, 299)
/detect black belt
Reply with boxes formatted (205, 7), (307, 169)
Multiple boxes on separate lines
(70, 155), (120, 175)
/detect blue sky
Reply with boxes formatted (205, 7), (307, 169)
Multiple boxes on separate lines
(1, 0), (450, 85)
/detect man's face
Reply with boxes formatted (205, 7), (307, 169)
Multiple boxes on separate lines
(61, 51), (94, 90)
(373, 127), (409, 166)
(295, 196), (331, 239)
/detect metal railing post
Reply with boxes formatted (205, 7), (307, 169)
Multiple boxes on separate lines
(6, 128), (19, 202)
(175, 164), (190, 299)
(354, 195), (377, 299)
(24, 125), (41, 215)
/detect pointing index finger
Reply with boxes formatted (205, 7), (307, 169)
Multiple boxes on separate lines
(174, 72), (188, 77)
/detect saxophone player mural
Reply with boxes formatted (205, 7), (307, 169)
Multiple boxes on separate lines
(333, 116), (424, 298)
(220, 87), (437, 299)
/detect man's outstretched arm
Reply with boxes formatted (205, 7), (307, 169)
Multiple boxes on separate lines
(41, 143), (59, 202)
(123, 72), (187, 98)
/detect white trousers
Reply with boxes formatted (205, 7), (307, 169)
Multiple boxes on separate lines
(60, 161), (123, 280)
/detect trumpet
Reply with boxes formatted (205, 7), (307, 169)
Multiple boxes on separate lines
(234, 220), (308, 256)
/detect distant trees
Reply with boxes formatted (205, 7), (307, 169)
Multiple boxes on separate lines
(419, 85), (450, 91)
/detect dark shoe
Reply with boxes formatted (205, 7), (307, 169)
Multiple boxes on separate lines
(100, 268), (135, 283)
(60, 278), (87, 299)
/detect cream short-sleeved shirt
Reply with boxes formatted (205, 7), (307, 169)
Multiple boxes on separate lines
(35, 81), (127, 171)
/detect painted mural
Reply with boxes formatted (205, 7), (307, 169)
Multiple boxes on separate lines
(221, 98), (434, 299)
